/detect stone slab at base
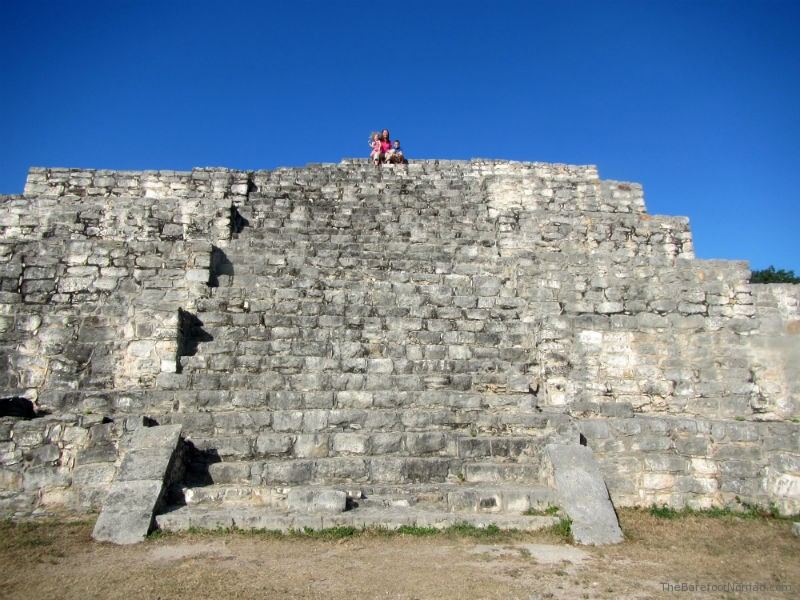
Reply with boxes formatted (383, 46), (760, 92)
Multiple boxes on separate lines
(92, 424), (182, 545)
(544, 443), (624, 545)
(155, 505), (560, 533)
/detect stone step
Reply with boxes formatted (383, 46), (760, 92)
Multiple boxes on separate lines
(98, 389), (546, 414)
(184, 328), (526, 342)
(190, 305), (527, 328)
(200, 290), (523, 307)
(177, 482), (559, 514)
(199, 457), (544, 486)
(77, 390), (567, 419)
(164, 372), (529, 394)
(194, 291), (531, 312)
(182, 431), (559, 463)
(182, 337), (528, 357)
(191, 391), (540, 411)
(154, 407), (570, 436)
(180, 356), (528, 378)
(155, 504), (561, 534)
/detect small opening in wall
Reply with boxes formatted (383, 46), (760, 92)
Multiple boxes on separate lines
(579, 433), (588, 447)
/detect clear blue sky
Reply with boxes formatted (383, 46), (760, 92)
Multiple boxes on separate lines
(1, 0), (798, 272)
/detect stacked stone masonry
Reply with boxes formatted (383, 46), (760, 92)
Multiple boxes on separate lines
(0, 159), (798, 522)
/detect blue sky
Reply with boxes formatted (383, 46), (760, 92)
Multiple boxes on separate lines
(1, 0), (798, 272)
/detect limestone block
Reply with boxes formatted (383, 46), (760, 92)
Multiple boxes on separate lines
(371, 433), (403, 454)
(26, 444), (60, 465)
(336, 391), (373, 408)
(332, 434), (369, 455)
(405, 432), (446, 454)
(255, 433), (293, 456)
(287, 488), (346, 513)
(0, 468), (23, 492)
(543, 444), (623, 545)
(260, 460), (313, 485)
(208, 461), (251, 484)
(769, 474), (800, 500)
(690, 458), (718, 475)
(292, 433), (329, 458)
(92, 424), (182, 545)
(23, 465), (70, 492)
(272, 411), (303, 432)
(596, 302), (624, 314)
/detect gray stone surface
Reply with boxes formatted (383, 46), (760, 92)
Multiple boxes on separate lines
(92, 424), (182, 544)
(287, 488), (346, 513)
(155, 504), (560, 534)
(1, 160), (799, 526)
(544, 443), (624, 545)
(793, 522), (800, 537)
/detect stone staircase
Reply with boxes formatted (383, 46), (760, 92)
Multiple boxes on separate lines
(151, 162), (585, 530)
(3, 160), (681, 542)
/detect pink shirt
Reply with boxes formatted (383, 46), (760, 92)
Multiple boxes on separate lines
(380, 139), (392, 153)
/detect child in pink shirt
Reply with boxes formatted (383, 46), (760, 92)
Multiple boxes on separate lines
(368, 132), (381, 165)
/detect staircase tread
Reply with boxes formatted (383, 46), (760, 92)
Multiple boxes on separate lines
(155, 503), (561, 532)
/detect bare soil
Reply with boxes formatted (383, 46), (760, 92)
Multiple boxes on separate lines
(1, 509), (798, 599)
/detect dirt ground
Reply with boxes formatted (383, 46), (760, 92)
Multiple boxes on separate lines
(1, 509), (798, 600)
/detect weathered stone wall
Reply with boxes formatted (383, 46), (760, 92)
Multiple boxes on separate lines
(0, 237), (213, 407)
(582, 415), (800, 514)
(1, 159), (798, 518)
(0, 167), (244, 408)
(0, 414), (147, 516)
(746, 284), (800, 419)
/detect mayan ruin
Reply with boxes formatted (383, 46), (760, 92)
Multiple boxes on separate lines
(0, 160), (797, 548)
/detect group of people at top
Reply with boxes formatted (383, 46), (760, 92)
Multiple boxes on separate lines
(369, 128), (406, 165)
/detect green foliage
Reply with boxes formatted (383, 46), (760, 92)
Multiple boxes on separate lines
(393, 525), (439, 536)
(550, 518), (572, 541)
(649, 504), (681, 519)
(301, 526), (358, 539)
(750, 266), (800, 284)
(648, 500), (797, 521)
(523, 505), (560, 516)
(443, 522), (502, 537)
(149, 522), (515, 541)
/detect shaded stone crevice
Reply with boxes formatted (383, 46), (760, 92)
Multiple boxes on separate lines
(0, 396), (41, 419)
(208, 246), (234, 288)
(175, 309), (213, 374)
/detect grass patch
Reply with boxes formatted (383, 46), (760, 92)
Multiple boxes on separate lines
(394, 525), (439, 536)
(523, 505), (560, 516)
(549, 518), (572, 542)
(148, 521), (524, 542)
(0, 518), (94, 564)
(648, 500), (798, 521)
(442, 522), (502, 538)
(303, 526), (359, 540)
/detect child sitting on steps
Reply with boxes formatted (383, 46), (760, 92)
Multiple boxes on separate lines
(386, 139), (405, 164)
(368, 132), (382, 165)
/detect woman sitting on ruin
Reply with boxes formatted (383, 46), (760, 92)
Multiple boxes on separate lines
(379, 129), (392, 162)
